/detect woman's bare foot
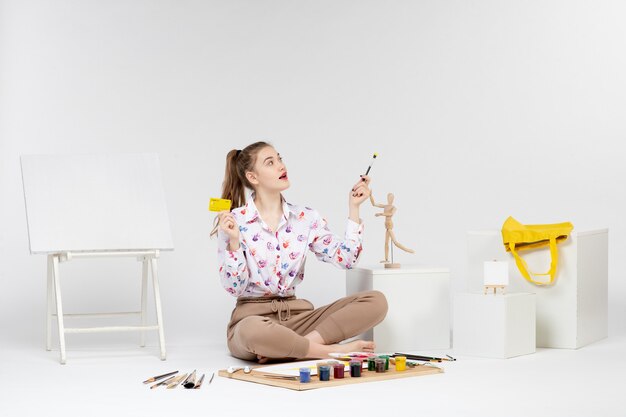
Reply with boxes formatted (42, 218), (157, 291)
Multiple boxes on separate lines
(305, 339), (375, 358)
(335, 339), (376, 353)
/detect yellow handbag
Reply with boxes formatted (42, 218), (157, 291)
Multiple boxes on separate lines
(501, 216), (574, 286)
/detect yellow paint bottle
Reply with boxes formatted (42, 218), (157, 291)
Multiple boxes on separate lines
(395, 356), (406, 371)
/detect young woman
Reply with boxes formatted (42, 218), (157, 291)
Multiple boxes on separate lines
(213, 141), (388, 362)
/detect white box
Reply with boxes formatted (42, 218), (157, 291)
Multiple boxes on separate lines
(453, 293), (536, 359)
(467, 229), (608, 349)
(346, 265), (450, 352)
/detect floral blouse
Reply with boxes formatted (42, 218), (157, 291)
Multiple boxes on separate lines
(217, 192), (364, 298)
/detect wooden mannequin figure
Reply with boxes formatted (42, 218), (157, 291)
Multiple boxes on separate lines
(370, 191), (415, 268)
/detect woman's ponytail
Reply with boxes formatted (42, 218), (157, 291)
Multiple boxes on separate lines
(221, 149), (247, 210)
(210, 141), (271, 237)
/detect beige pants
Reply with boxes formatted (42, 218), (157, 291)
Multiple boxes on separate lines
(226, 290), (388, 361)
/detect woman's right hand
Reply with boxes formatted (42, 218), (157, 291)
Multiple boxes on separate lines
(217, 211), (240, 247)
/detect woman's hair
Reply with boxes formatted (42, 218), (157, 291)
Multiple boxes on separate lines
(210, 141), (272, 237)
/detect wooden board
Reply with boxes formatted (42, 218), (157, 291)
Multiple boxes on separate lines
(21, 153), (174, 253)
(218, 363), (443, 391)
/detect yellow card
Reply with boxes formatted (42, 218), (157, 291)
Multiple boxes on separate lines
(208, 198), (232, 212)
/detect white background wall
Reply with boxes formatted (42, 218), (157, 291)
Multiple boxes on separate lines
(1, 0), (624, 350)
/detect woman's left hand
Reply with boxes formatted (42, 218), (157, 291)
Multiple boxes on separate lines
(349, 175), (371, 207)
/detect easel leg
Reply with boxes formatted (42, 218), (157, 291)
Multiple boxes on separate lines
(52, 255), (67, 364)
(150, 258), (166, 360)
(46, 255), (53, 351)
(140, 259), (148, 347)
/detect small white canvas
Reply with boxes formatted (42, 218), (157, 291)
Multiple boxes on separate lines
(484, 261), (509, 286)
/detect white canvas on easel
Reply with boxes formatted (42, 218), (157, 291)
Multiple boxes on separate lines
(21, 153), (174, 364)
(483, 261), (509, 287)
(22, 153), (173, 253)
(483, 260), (509, 294)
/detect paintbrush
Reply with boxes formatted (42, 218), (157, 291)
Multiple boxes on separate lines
(258, 374), (300, 380)
(166, 373), (188, 389)
(143, 370), (178, 384)
(364, 153), (378, 176)
(150, 374), (177, 389)
(194, 374), (206, 389)
(183, 370), (197, 389)
(393, 353), (456, 362)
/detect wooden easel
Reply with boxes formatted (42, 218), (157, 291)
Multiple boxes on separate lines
(483, 285), (506, 295)
(483, 260), (508, 296)
(46, 250), (166, 364)
(370, 191), (414, 268)
(22, 153), (173, 364)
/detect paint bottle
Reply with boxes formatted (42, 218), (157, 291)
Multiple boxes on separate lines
(367, 357), (376, 371)
(333, 363), (345, 379)
(319, 365), (331, 381)
(316, 361), (328, 377)
(375, 358), (386, 373)
(299, 367), (311, 383)
(349, 360), (362, 377)
(378, 355), (390, 370)
(395, 356), (407, 371)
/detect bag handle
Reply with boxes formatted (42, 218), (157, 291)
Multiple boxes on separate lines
(508, 237), (558, 286)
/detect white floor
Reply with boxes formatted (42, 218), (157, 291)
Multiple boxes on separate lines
(2, 335), (624, 417)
